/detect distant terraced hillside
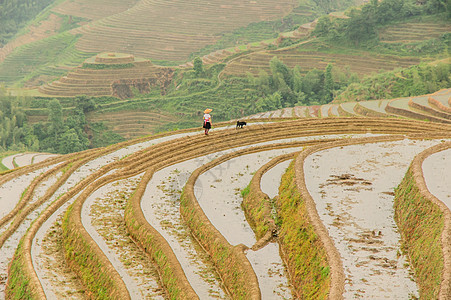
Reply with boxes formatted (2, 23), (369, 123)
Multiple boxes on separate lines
(52, 0), (138, 21)
(89, 110), (173, 139)
(69, 0), (300, 62)
(221, 42), (421, 77)
(379, 19), (451, 43)
(39, 52), (174, 97)
(0, 32), (94, 87)
(246, 88), (451, 124)
(0, 0), (317, 88)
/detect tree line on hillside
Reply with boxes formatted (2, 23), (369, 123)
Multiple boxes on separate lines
(181, 55), (450, 121)
(335, 62), (451, 102)
(244, 59), (450, 109)
(0, 95), (95, 154)
(0, 0), (55, 47)
(313, 0), (449, 46)
(244, 57), (358, 111)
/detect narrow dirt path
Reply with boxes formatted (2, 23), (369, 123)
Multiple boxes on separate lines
(303, 138), (446, 298)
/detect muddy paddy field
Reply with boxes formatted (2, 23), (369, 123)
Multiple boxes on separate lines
(0, 117), (450, 299)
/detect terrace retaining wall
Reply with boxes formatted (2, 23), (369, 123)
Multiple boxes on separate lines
(409, 98), (451, 120)
(354, 102), (388, 118)
(386, 100), (451, 124)
(394, 142), (451, 299)
(428, 96), (451, 114)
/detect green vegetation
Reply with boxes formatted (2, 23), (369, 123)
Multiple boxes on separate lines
(56, 13), (87, 33)
(241, 183), (271, 239)
(31, 97), (91, 154)
(0, 0), (57, 46)
(1, 93), (91, 154)
(0, 92), (37, 152)
(5, 240), (34, 300)
(188, 0), (358, 60)
(0, 32), (93, 87)
(394, 169), (444, 299)
(82, 63), (135, 70)
(62, 204), (118, 300)
(276, 161), (330, 298)
(335, 62), (450, 102)
(313, 0), (449, 46)
(246, 56), (356, 107)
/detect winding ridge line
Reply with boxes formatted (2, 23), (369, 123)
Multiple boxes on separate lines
(0, 151), (105, 248)
(0, 160), (69, 229)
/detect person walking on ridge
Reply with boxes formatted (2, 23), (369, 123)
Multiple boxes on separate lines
(203, 109), (212, 135)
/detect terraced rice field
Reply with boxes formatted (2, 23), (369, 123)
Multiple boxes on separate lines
(378, 21), (451, 44)
(1, 112), (451, 299)
(0, 14), (63, 64)
(52, 0), (139, 21)
(68, 0), (300, 62)
(89, 111), (173, 139)
(245, 89), (451, 124)
(38, 55), (172, 97)
(1, 153), (58, 170)
(221, 46), (421, 77)
(0, 32), (94, 87)
(387, 93), (451, 124)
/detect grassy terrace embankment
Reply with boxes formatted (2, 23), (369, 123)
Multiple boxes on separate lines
(284, 134), (451, 299)
(277, 159), (332, 299)
(394, 142), (451, 299)
(3, 117), (451, 299)
(242, 153), (297, 241)
(3, 129), (198, 299)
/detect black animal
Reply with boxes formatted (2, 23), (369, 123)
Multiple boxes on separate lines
(236, 121), (247, 129)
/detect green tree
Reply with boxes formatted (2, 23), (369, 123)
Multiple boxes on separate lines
(47, 98), (64, 142)
(312, 16), (333, 37)
(193, 57), (204, 77)
(312, 0), (333, 14)
(59, 128), (82, 154)
(256, 92), (282, 111)
(324, 64), (334, 103)
(75, 95), (96, 113)
(269, 56), (293, 90)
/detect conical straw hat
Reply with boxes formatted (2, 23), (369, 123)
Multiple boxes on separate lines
(204, 108), (212, 113)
